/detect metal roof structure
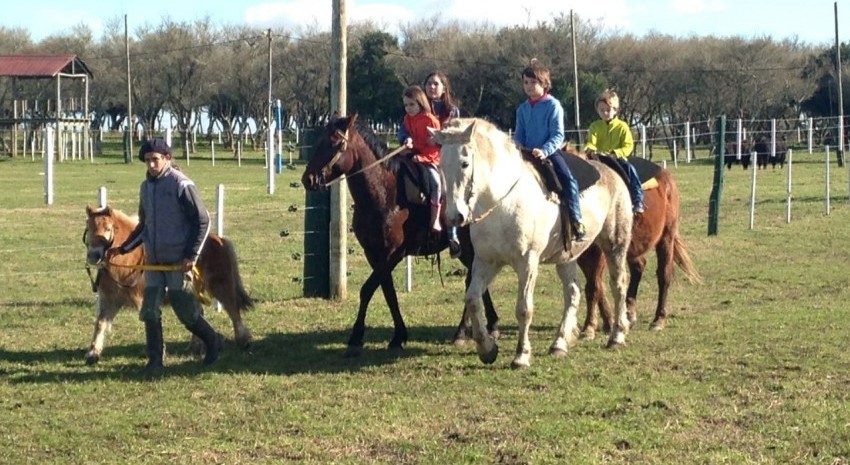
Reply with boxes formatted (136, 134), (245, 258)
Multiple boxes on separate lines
(0, 54), (94, 159)
(0, 54), (93, 79)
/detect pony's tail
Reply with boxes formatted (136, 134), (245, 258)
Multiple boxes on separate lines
(672, 235), (701, 284)
(222, 237), (255, 311)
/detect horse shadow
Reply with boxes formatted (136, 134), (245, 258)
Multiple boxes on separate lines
(0, 325), (472, 384)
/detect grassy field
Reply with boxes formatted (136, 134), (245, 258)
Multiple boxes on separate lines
(1, 141), (849, 464)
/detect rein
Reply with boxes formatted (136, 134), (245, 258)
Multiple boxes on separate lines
(84, 260), (144, 292)
(323, 144), (408, 188)
(86, 260), (211, 305)
(468, 175), (522, 225)
(106, 262), (183, 271)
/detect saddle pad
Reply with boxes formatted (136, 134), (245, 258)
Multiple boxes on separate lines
(397, 157), (430, 206)
(521, 149), (600, 193)
(562, 152), (601, 192)
(628, 156), (663, 183)
(596, 155), (662, 186)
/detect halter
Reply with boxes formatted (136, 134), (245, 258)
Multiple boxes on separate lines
(82, 223), (142, 292)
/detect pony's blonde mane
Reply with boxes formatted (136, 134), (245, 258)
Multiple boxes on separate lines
(86, 205), (139, 243)
(99, 206), (139, 226)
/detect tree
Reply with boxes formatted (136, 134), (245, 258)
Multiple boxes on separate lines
(347, 30), (404, 123)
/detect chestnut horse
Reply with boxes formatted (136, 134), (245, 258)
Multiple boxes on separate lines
(574, 164), (701, 339)
(83, 205), (254, 364)
(300, 114), (499, 357)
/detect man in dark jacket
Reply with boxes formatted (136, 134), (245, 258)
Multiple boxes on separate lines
(106, 138), (220, 374)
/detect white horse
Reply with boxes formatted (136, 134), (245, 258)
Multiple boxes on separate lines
(433, 118), (634, 368)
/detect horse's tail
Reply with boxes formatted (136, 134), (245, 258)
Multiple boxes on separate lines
(672, 235), (701, 284)
(221, 236), (254, 312)
(663, 170), (701, 285)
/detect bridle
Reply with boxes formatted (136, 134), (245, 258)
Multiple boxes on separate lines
(318, 127), (350, 185)
(82, 224), (142, 292)
(454, 140), (522, 225)
(314, 126), (408, 189)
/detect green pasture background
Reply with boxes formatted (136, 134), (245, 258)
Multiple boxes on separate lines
(0, 139), (848, 464)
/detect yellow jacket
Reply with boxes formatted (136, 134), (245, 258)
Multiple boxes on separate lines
(584, 117), (634, 159)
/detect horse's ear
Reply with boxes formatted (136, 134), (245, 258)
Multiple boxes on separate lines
(428, 126), (444, 145)
(85, 205), (93, 216)
(461, 120), (476, 140)
(348, 113), (359, 129)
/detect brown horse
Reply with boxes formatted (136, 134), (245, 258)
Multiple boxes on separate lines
(300, 114), (499, 357)
(83, 205), (254, 365)
(575, 167), (701, 339)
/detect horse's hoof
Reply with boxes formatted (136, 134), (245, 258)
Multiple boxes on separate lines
(236, 334), (254, 349)
(478, 344), (498, 364)
(84, 353), (100, 365)
(510, 359), (530, 369)
(452, 337), (469, 347)
(344, 345), (363, 358)
(649, 320), (666, 331)
(387, 342), (405, 355)
(580, 329), (596, 340)
(549, 347), (568, 358)
(186, 339), (204, 356)
(606, 340), (627, 350)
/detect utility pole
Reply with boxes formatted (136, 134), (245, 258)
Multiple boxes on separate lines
(125, 14), (133, 162)
(330, 0), (348, 299)
(571, 10), (582, 145)
(835, 1), (845, 167)
(266, 28), (275, 194)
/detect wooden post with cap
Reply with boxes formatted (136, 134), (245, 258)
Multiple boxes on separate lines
(330, 0), (348, 300)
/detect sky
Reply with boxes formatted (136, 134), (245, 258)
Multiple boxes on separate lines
(1, 0), (847, 47)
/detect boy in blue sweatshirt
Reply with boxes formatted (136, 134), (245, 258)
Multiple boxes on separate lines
(513, 60), (585, 240)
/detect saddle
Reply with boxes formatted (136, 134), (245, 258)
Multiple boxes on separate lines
(522, 150), (600, 251)
(588, 153), (662, 191)
(522, 150), (600, 194)
(397, 155), (433, 206)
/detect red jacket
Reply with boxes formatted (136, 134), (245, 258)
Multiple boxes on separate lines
(403, 112), (441, 166)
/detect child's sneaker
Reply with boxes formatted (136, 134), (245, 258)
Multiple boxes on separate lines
(448, 239), (462, 259)
(572, 222), (587, 241)
(633, 202), (645, 214)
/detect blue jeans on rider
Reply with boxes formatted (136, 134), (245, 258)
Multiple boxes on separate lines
(614, 157), (644, 213)
(548, 151), (584, 235)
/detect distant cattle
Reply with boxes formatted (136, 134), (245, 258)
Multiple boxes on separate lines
(724, 140), (751, 169)
(753, 137), (787, 169)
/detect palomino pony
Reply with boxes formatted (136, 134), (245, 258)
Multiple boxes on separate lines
(300, 114), (499, 357)
(433, 118), (633, 368)
(573, 165), (701, 339)
(83, 205), (254, 364)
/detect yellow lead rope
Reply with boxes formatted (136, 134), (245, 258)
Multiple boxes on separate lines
(99, 261), (212, 305)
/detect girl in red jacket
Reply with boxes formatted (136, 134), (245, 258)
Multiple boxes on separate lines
(402, 85), (443, 233)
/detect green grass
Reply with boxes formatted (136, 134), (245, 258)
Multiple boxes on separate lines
(0, 144), (849, 464)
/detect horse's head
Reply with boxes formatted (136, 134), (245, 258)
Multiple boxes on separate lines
(433, 119), (479, 226)
(301, 114), (360, 190)
(562, 143), (590, 160)
(84, 205), (117, 265)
